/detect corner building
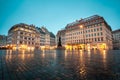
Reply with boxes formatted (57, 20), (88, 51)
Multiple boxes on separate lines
(7, 23), (40, 50)
(58, 15), (113, 50)
(8, 23), (56, 50)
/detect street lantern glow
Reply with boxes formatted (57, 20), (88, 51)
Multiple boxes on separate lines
(80, 25), (83, 28)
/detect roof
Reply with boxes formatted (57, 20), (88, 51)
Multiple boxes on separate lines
(56, 29), (66, 36)
(8, 23), (37, 33)
(50, 32), (55, 38)
(65, 15), (112, 31)
(112, 29), (120, 33)
(36, 27), (45, 34)
(66, 15), (100, 27)
(41, 27), (49, 34)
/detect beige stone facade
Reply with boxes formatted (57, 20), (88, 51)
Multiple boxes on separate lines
(7, 23), (40, 50)
(112, 29), (120, 50)
(37, 27), (56, 49)
(8, 23), (55, 50)
(57, 15), (113, 50)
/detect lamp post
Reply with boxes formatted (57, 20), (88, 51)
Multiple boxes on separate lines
(80, 25), (85, 51)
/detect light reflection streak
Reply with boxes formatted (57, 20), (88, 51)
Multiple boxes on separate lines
(88, 50), (91, 59)
(21, 50), (25, 60)
(102, 50), (107, 69)
(64, 50), (68, 60)
(53, 50), (56, 59)
(93, 49), (97, 54)
(80, 50), (82, 54)
(80, 50), (83, 61)
(42, 50), (45, 58)
(18, 50), (34, 60)
(30, 53), (34, 58)
(6, 50), (12, 60)
(6, 50), (9, 60)
(79, 50), (87, 79)
(103, 50), (106, 59)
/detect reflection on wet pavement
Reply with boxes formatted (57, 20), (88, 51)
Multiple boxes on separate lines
(0, 50), (120, 80)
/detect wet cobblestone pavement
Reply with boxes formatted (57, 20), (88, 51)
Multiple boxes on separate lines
(0, 50), (120, 80)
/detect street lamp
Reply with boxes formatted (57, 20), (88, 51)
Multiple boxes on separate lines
(80, 25), (85, 51)
(80, 25), (83, 28)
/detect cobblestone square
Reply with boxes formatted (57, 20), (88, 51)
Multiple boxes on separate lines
(0, 50), (120, 80)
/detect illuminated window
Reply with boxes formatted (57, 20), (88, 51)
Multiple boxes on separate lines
(20, 28), (24, 31)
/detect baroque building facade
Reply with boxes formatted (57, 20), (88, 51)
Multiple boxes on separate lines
(7, 23), (55, 50)
(57, 15), (113, 50)
(36, 27), (55, 49)
(7, 23), (40, 50)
